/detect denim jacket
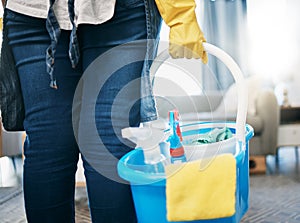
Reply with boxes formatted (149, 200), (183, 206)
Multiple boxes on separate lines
(1, 0), (162, 125)
(0, 7), (25, 131)
(140, 0), (162, 122)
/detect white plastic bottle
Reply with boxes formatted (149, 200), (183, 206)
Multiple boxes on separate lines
(121, 125), (169, 172)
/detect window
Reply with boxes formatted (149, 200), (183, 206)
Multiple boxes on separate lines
(247, 0), (300, 84)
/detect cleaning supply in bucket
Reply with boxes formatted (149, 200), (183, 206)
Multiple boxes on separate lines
(121, 125), (169, 172)
(184, 127), (233, 145)
(173, 109), (183, 141)
(165, 153), (237, 221)
(168, 110), (187, 163)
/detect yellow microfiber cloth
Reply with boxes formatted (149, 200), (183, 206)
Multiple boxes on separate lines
(165, 154), (236, 221)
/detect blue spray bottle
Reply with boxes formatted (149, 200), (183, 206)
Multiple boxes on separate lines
(168, 110), (187, 163)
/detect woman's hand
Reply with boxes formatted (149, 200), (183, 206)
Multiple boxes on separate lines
(155, 0), (208, 63)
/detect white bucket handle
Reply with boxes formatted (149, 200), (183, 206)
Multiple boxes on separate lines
(150, 42), (248, 145)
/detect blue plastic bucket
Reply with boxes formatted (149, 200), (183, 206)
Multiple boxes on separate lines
(118, 123), (254, 223)
(118, 43), (253, 223)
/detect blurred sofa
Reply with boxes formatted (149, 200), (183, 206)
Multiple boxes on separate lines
(155, 88), (279, 157)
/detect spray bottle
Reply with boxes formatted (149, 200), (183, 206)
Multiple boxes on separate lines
(168, 110), (187, 163)
(121, 125), (169, 172)
(173, 109), (183, 141)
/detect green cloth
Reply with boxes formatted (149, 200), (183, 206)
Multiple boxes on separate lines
(186, 127), (233, 145)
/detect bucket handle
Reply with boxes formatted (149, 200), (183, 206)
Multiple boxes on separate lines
(149, 42), (248, 146)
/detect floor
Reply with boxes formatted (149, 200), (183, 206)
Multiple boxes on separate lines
(0, 146), (299, 222)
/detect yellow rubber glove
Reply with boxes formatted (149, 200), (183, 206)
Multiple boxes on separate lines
(155, 0), (208, 63)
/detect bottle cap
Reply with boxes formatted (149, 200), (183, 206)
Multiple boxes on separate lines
(168, 109), (179, 120)
(173, 109), (180, 121)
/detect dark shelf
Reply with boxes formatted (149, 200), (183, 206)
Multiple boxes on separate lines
(280, 107), (300, 124)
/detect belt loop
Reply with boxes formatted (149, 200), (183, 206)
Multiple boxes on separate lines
(68, 0), (80, 68)
(46, 0), (61, 89)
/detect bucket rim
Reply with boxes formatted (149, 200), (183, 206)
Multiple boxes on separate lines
(118, 123), (253, 185)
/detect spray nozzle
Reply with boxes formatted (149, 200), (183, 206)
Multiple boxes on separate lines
(122, 127), (165, 150)
(121, 126), (167, 165)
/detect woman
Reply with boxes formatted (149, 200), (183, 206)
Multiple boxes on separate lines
(1, 0), (206, 222)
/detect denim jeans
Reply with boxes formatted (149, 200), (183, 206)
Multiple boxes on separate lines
(5, 0), (161, 222)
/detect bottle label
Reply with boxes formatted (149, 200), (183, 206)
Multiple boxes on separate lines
(170, 146), (185, 157)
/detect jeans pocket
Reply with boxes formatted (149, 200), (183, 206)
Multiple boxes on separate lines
(5, 8), (45, 27)
(117, 0), (144, 9)
(4, 8), (18, 23)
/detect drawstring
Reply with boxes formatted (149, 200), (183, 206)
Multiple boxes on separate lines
(68, 0), (80, 68)
(46, 0), (61, 89)
(45, 0), (80, 89)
